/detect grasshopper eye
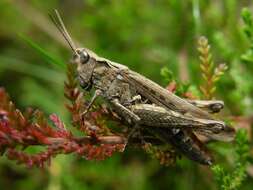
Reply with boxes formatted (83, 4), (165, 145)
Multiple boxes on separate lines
(72, 49), (89, 64)
(79, 50), (90, 64)
(80, 52), (89, 64)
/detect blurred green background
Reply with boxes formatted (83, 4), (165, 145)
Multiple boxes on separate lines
(0, 0), (253, 189)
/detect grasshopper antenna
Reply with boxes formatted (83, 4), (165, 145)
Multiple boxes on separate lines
(49, 9), (76, 52)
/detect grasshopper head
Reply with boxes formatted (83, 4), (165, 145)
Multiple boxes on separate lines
(50, 10), (95, 90)
(72, 48), (96, 90)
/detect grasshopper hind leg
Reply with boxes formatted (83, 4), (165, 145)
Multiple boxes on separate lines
(148, 127), (213, 165)
(110, 99), (143, 143)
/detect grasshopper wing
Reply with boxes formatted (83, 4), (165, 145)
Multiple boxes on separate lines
(120, 70), (213, 119)
(119, 69), (235, 141)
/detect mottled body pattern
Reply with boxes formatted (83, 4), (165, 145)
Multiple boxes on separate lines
(88, 61), (216, 165)
(50, 10), (235, 165)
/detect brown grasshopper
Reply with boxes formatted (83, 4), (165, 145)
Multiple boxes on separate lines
(50, 10), (235, 165)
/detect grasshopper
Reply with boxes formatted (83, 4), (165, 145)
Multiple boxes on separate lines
(50, 10), (235, 165)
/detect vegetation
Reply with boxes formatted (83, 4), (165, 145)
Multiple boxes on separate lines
(0, 1), (253, 190)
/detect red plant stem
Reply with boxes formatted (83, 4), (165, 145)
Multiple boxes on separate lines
(47, 136), (126, 145)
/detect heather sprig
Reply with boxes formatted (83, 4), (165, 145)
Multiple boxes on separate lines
(211, 130), (250, 190)
(0, 64), (127, 168)
(142, 143), (177, 166)
(198, 36), (227, 99)
(0, 62), (180, 168)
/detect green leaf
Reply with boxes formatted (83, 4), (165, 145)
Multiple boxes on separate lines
(241, 8), (253, 41)
(0, 56), (64, 84)
(212, 129), (250, 190)
(160, 67), (174, 82)
(241, 8), (252, 27)
(19, 33), (66, 70)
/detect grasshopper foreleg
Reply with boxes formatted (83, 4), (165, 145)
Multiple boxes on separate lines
(81, 89), (102, 117)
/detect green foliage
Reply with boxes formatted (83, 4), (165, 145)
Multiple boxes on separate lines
(211, 130), (250, 190)
(160, 67), (174, 83)
(160, 66), (192, 96)
(0, 0), (253, 190)
(19, 34), (65, 70)
(241, 8), (253, 43)
(241, 8), (253, 65)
